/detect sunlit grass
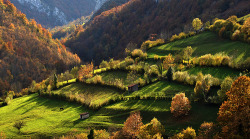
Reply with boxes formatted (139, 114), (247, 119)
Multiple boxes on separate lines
(147, 32), (250, 61)
(127, 81), (194, 98)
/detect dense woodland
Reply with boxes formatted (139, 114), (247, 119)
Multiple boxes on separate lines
(0, 0), (80, 96)
(65, 0), (250, 64)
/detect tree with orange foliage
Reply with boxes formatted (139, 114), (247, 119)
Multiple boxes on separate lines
(170, 93), (191, 117)
(217, 76), (250, 138)
(163, 54), (174, 70)
(78, 62), (94, 82)
(112, 111), (143, 139)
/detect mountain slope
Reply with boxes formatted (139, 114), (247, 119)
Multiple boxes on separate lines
(65, 0), (250, 64)
(0, 0), (80, 94)
(9, 0), (108, 27)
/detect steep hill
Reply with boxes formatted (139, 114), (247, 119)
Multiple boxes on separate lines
(9, 0), (108, 27)
(0, 1), (80, 94)
(65, 0), (250, 64)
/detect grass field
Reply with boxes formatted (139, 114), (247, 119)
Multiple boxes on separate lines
(52, 82), (123, 108)
(0, 94), (219, 138)
(96, 70), (143, 86)
(0, 94), (92, 138)
(187, 66), (241, 79)
(127, 81), (194, 98)
(147, 32), (250, 62)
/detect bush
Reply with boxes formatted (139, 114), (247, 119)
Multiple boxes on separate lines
(173, 127), (196, 139)
(94, 129), (110, 139)
(99, 60), (109, 68)
(170, 93), (191, 117)
(141, 39), (165, 50)
(198, 122), (214, 139)
(138, 118), (165, 139)
(217, 76), (233, 102)
(131, 49), (147, 60)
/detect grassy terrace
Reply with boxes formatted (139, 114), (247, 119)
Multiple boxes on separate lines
(186, 66), (241, 79)
(0, 94), (219, 138)
(127, 81), (194, 98)
(147, 32), (250, 62)
(52, 82), (123, 108)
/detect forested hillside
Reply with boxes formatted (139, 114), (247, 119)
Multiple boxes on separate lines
(65, 0), (250, 64)
(0, 0), (80, 95)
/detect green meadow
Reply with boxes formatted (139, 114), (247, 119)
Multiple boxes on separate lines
(147, 32), (250, 61)
(0, 94), (219, 138)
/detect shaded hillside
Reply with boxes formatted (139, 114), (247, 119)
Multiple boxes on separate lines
(65, 0), (250, 64)
(0, 0), (81, 94)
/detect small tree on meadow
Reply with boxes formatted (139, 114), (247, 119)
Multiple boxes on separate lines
(13, 121), (25, 134)
(53, 73), (58, 89)
(194, 73), (211, 101)
(122, 111), (143, 138)
(163, 54), (175, 70)
(166, 66), (174, 81)
(170, 93), (191, 117)
(182, 46), (194, 63)
(78, 62), (94, 82)
(192, 18), (203, 33)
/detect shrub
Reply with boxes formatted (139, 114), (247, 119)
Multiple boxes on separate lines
(217, 76), (233, 102)
(94, 129), (110, 139)
(99, 60), (109, 68)
(170, 93), (191, 117)
(198, 122), (214, 139)
(138, 118), (165, 139)
(154, 55), (159, 60)
(173, 127), (196, 139)
(141, 39), (165, 50)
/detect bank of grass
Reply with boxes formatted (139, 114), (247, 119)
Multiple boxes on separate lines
(186, 66), (241, 79)
(0, 93), (92, 138)
(147, 32), (250, 61)
(127, 81), (194, 98)
(51, 82), (123, 108)
(97, 70), (143, 86)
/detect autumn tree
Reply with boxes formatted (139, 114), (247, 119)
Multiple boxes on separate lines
(182, 46), (193, 63)
(53, 74), (58, 89)
(138, 118), (165, 139)
(217, 76), (250, 138)
(194, 73), (212, 101)
(170, 93), (191, 117)
(78, 62), (94, 82)
(122, 111), (143, 138)
(217, 76), (233, 102)
(192, 18), (203, 32)
(163, 54), (174, 70)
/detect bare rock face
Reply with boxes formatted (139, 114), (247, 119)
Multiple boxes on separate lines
(10, 0), (107, 28)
